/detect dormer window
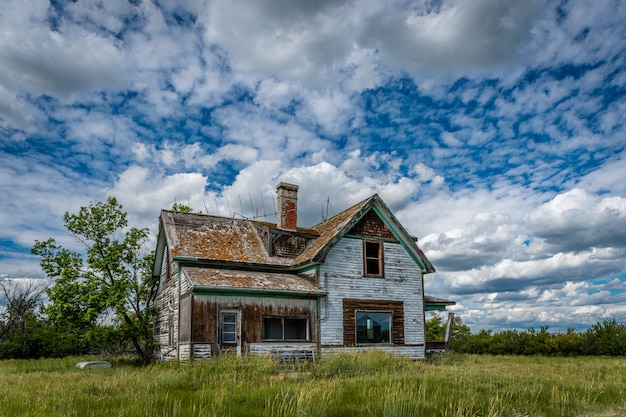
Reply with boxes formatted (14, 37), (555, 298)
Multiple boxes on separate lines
(363, 240), (384, 277)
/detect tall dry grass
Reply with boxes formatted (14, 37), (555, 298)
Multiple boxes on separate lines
(1, 352), (625, 417)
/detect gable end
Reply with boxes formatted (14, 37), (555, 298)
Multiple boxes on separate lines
(347, 209), (397, 241)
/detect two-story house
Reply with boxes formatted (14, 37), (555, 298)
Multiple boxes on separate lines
(152, 183), (453, 360)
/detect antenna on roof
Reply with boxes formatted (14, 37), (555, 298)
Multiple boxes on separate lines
(214, 197), (221, 216)
(260, 191), (267, 219)
(226, 196), (232, 217)
(322, 196), (330, 221)
(271, 191), (277, 219)
(203, 200), (209, 215)
(238, 195), (244, 218)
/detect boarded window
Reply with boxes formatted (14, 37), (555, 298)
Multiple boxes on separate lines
(363, 240), (384, 277)
(356, 311), (391, 344)
(264, 317), (308, 340)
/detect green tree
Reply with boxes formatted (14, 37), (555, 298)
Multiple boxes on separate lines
(31, 197), (157, 364)
(583, 319), (626, 356)
(0, 279), (47, 357)
(425, 312), (446, 341)
(171, 202), (193, 212)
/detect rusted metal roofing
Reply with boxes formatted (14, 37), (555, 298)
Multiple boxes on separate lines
(182, 267), (324, 295)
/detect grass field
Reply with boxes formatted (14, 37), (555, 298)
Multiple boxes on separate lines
(1, 352), (625, 417)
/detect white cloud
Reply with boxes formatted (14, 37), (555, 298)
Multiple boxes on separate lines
(0, 1), (128, 100)
(109, 166), (208, 226)
(201, 0), (543, 89)
(360, 0), (542, 77)
(525, 188), (626, 254)
(1, 0), (625, 335)
(202, 0), (356, 88)
(577, 152), (626, 196)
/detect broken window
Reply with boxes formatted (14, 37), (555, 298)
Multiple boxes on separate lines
(356, 311), (391, 344)
(264, 317), (308, 340)
(363, 240), (384, 277)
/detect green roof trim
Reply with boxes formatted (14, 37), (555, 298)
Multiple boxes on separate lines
(370, 204), (434, 273)
(425, 305), (448, 311)
(191, 286), (327, 298)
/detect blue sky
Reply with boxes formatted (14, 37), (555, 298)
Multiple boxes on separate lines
(1, 0), (625, 332)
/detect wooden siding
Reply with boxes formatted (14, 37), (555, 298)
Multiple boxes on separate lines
(248, 342), (316, 355)
(154, 245), (197, 359)
(322, 345), (425, 360)
(191, 295), (318, 348)
(154, 245), (179, 358)
(319, 237), (425, 351)
(179, 294), (192, 343)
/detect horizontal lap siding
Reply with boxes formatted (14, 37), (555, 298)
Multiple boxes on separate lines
(248, 342), (316, 356)
(319, 238), (424, 348)
(154, 246), (178, 356)
(154, 250), (195, 359)
(322, 345), (425, 360)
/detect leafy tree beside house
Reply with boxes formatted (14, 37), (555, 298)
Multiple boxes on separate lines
(31, 197), (157, 364)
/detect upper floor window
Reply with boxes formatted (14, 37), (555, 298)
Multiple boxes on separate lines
(363, 240), (384, 277)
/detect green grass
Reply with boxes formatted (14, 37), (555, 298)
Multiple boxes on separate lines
(1, 352), (625, 416)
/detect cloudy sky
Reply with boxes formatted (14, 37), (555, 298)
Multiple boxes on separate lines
(1, 0), (625, 332)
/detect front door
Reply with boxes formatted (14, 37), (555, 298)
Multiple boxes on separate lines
(220, 310), (241, 356)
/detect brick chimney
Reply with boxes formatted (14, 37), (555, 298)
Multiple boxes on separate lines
(276, 182), (298, 230)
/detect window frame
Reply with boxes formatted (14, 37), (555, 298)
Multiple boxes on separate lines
(363, 240), (384, 277)
(263, 316), (310, 341)
(355, 310), (393, 345)
(220, 310), (241, 346)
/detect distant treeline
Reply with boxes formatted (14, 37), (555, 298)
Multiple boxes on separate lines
(3, 291), (626, 359)
(427, 313), (626, 356)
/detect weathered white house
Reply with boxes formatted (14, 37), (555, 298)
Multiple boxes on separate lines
(152, 183), (453, 360)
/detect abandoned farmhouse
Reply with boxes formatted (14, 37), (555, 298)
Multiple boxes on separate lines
(152, 183), (454, 360)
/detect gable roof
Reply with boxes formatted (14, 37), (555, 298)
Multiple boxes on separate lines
(153, 194), (435, 275)
(298, 194), (435, 273)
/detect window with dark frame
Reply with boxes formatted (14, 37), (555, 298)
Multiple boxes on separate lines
(263, 317), (308, 340)
(221, 312), (237, 344)
(356, 311), (392, 344)
(363, 240), (384, 277)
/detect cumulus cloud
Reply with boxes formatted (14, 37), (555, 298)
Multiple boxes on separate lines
(109, 166), (208, 225)
(526, 189), (626, 254)
(419, 185), (626, 330)
(0, 0), (128, 99)
(202, 0), (543, 88)
(1, 0), (625, 334)
(203, 0), (356, 87)
(360, 0), (542, 76)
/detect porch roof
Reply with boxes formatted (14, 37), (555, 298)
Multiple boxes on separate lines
(182, 266), (325, 296)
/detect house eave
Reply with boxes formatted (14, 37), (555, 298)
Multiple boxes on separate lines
(173, 256), (322, 274)
(190, 285), (327, 298)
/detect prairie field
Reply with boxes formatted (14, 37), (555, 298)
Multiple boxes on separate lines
(1, 352), (625, 417)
